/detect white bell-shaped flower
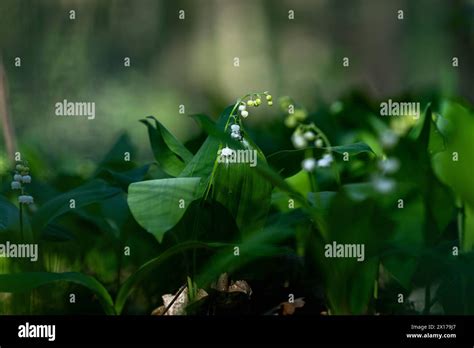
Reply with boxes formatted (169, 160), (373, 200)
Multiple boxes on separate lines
(315, 139), (323, 148)
(221, 146), (235, 157)
(302, 158), (317, 172)
(378, 158), (400, 174)
(372, 176), (395, 194)
(317, 153), (334, 168)
(231, 124), (240, 133)
(291, 134), (307, 149)
(19, 195), (34, 204)
(231, 132), (241, 140)
(21, 175), (32, 184)
(303, 131), (316, 141)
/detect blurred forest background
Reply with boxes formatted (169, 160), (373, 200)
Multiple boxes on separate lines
(0, 0), (473, 174)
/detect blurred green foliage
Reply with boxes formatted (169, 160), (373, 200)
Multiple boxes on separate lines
(0, 0), (473, 316)
(0, 91), (473, 315)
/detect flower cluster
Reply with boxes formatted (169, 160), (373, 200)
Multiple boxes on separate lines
(224, 92), (273, 148)
(289, 124), (334, 172)
(291, 128), (324, 149)
(235, 91), (273, 121)
(278, 97), (335, 172)
(11, 161), (34, 205)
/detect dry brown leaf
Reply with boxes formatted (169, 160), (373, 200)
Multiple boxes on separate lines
(151, 286), (208, 316)
(151, 305), (166, 316)
(228, 280), (252, 296)
(281, 297), (305, 315)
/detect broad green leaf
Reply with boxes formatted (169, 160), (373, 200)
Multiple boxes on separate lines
(180, 106), (232, 173)
(407, 103), (430, 141)
(146, 116), (193, 163)
(267, 149), (306, 178)
(98, 164), (151, 191)
(270, 170), (313, 212)
(179, 137), (217, 196)
(391, 105), (455, 245)
(164, 198), (240, 245)
(187, 110), (273, 238)
(466, 206), (474, 253)
(382, 197), (424, 289)
(127, 177), (201, 242)
(141, 116), (192, 177)
(432, 101), (474, 250)
(307, 191), (337, 212)
(179, 107), (232, 195)
(41, 223), (75, 241)
(0, 272), (115, 315)
(95, 133), (136, 173)
(436, 251), (474, 314)
(254, 160), (304, 200)
(311, 192), (394, 314)
(211, 141), (273, 239)
(32, 179), (121, 232)
(328, 142), (375, 156)
(428, 113), (447, 155)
